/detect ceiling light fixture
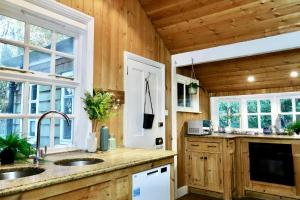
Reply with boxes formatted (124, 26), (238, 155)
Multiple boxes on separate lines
(290, 71), (298, 78)
(247, 76), (255, 82)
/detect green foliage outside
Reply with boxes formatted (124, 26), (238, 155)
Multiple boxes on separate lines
(0, 134), (34, 160)
(218, 101), (240, 128)
(82, 90), (116, 132)
(280, 99), (292, 112)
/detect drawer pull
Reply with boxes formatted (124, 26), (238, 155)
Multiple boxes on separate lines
(208, 145), (217, 148)
(191, 144), (199, 147)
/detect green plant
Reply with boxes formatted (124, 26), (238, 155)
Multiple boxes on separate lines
(82, 89), (116, 132)
(188, 82), (200, 89)
(286, 121), (300, 135)
(0, 134), (33, 160)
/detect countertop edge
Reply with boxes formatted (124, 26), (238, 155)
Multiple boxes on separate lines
(0, 151), (175, 197)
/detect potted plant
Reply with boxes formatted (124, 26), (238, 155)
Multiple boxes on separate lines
(187, 82), (200, 95)
(286, 121), (300, 135)
(0, 134), (33, 165)
(82, 89), (116, 152)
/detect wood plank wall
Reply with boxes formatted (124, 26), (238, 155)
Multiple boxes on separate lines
(175, 69), (210, 188)
(57, 0), (172, 149)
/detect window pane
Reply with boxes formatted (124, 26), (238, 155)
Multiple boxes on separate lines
(296, 98), (300, 112)
(280, 115), (293, 129)
(260, 100), (271, 113)
(30, 25), (52, 49)
(218, 102), (228, 115)
(231, 116), (240, 128)
(219, 115), (228, 128)
(297, 115), (300, 122)
(0, 43), (24, 69)
(247, 100), (257, 113)
(29, 84), (51, 114)
(0, 81), (22, 114)
(0, 15), (25, 41)
(261, 115), (272, 128)
(55, 56), (74, 77)
(56, 33), (74, 54)
(29, 50), (51, 73)
(248, 115), (258, 128)
(0, 119), (22, 138)
(185, 85), (192, 107)
(177, 83), (184, 107)
(27, 118), (50, 147)
(55, 87), (74, 114)
(54, 118), (73, 145)
(280, 99), (292, 112)
(230, 102), (240, 114)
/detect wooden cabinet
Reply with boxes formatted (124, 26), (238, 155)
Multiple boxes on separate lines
(186, 137), (234, 200)
(187, 144), (223, 192)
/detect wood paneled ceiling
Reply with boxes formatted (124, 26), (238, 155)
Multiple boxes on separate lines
(177, 49), (300, 93)
(139, 0), (300, 54)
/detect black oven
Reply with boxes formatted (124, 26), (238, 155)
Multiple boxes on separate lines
(249, 142), (295, 186)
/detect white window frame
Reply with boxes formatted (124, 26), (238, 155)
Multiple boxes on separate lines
(211, 92), (300, 132)
(245, 99), (273, 131)
(0, 0), (94, 150)
(176, 74), (200, 113)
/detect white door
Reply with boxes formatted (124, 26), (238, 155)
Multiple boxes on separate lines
(124, 52), (165, 149)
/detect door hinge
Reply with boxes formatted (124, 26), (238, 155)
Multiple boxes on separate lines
(127, 65), (128, 75)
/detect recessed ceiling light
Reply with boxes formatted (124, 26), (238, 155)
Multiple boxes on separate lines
(290, 71), (298, 78)
(247, 76), (255, 82)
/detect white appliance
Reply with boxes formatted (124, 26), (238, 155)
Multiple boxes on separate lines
(187, 120), (212, 135)
(132, 164), (170, 200)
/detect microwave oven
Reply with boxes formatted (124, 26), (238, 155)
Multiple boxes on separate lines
(187, 120), (212, 135)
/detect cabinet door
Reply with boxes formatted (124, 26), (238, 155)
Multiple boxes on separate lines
(205, 153), (223, 192)
(189, 152), (205, 187)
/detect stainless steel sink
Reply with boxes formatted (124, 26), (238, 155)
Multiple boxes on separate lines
(0, 167), (45, 180)
(54, 158), (104, 166)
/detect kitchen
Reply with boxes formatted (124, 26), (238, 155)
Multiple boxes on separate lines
(1, 0), (300, 200)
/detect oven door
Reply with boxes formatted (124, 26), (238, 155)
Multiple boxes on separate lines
(249, 143), (295, 186)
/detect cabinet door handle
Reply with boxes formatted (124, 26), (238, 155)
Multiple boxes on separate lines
(204, 157), (207, 160)
(200, 157), (203, 159)
(208, 145), (216, 148)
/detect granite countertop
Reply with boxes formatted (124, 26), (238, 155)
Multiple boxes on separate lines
(186, 133), (300, 140)
(0, 148), (175, 197)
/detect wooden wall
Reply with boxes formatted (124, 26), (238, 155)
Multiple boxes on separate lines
(176, 69), (210, 188)
(57, 0), (172, 149)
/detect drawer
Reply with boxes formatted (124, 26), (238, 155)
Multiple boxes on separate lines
(188, 142), (221, 153)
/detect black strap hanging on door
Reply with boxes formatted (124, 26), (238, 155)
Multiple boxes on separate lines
(143, 77), (155, 129)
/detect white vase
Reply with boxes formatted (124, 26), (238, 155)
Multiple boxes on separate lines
(225, 126), (232, 134)
(86, 132), (97, 153)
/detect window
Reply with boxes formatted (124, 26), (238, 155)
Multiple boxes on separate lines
(211, 92), (300, 132)
(0, 0), (93, 150)
(247, 99), (272, 129)
(218, 101), (240, 128)
(176, 74), (200, 113)
(279, 97), (300, 128)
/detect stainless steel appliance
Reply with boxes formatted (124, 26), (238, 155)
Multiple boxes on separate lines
(187, 120), (212, 135)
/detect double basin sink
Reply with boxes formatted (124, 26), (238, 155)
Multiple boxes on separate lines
(0, 158), (104, 181)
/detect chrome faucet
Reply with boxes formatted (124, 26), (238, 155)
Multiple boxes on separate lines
(34, 110), (70, 164)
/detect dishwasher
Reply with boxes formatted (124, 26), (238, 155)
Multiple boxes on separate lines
(132, 164), (170, 200)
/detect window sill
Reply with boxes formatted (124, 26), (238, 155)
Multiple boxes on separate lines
(46, 146), (80, 155)
(177, 109), (202, 114)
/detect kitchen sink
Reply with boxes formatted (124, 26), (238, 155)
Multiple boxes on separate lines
(0, 167), (45, 180)
(54, 158), (104, 166)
